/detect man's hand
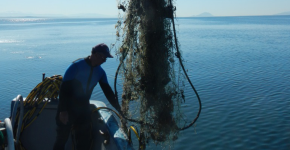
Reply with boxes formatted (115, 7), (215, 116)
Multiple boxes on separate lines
(59, 111), (69, 125)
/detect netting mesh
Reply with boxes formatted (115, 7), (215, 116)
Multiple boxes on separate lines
(115, 0), (186, 147)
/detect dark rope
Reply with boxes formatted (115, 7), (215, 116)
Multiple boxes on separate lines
(168, 0), (202, 130)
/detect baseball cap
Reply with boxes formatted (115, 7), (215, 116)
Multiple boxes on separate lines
(92, 43), (113, 58)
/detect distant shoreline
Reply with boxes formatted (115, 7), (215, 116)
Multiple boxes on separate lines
(185, 14), (290, 18)
(0, 14), (290, 19)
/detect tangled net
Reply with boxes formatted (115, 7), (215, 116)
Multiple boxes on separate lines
(114, 0), (200, 148)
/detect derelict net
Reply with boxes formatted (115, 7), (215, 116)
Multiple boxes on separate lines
(114, 0), (197, 147)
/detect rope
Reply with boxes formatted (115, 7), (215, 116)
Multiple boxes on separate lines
(13, 75), (62, 150)
(21, 75), (62, 129)
(168, 0), (202, 130)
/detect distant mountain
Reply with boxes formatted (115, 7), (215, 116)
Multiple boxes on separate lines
(274, 11), (290, 16)
(0, 11), (63, 17)
(68, 13), (113, 18)
(191, 12), (213, 17)
(0, 11), (114, 18)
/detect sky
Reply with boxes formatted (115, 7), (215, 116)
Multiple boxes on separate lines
(0, 0), (290, 17)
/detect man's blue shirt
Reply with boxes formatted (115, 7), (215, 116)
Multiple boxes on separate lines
(58, 57), (109, 112)
(63, 58), (108, 94)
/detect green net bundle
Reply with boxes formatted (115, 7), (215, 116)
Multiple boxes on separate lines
(115, 0), (187, 147)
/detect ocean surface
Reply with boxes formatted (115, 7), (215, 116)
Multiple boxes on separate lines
(1, 15), (290, 149)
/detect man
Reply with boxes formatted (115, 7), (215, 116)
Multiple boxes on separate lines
(53, 43), (121, 150)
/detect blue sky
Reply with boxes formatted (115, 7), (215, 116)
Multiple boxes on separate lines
(1, 0), (290, 17)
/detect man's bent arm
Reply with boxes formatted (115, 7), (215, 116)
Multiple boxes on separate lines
(99, 82), (121, 111)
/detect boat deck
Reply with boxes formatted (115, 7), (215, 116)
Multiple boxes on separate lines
(11, 99), (132, 150)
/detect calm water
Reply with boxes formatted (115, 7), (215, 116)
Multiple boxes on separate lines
(1, 16), (290, 149)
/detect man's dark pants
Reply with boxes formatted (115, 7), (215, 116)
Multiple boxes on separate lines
(53, 110), (92, 150)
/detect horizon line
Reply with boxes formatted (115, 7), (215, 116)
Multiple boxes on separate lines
(1, 14), (290, 18)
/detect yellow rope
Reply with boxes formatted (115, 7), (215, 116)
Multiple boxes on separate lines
(14, 75), (62, 140)
(129, 126), (140, 140)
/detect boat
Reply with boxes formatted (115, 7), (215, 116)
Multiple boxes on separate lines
(0, 75), (135, 150)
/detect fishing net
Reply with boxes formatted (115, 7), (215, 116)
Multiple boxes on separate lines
(113, 0), (196, 148)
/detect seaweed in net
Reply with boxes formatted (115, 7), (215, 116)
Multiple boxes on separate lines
(114, 0), (201, 148)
